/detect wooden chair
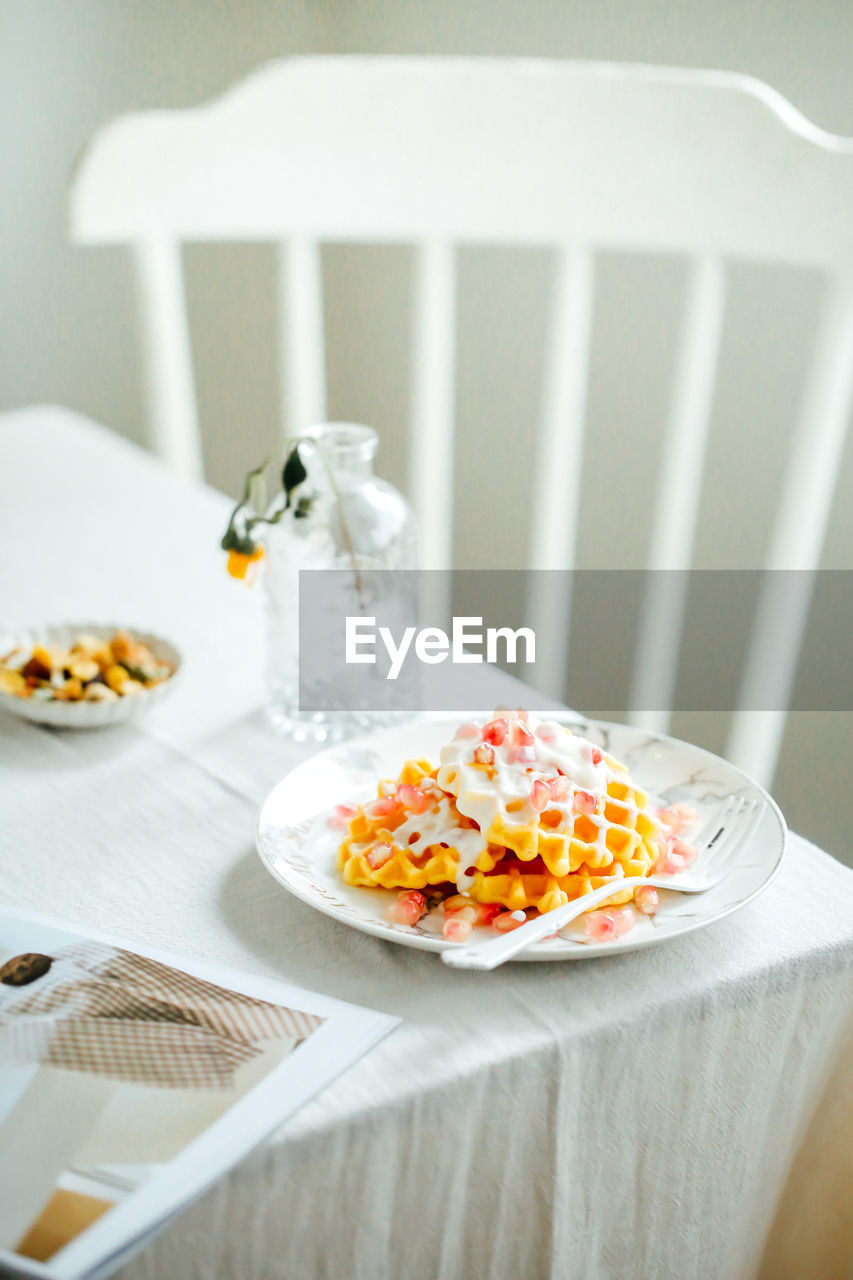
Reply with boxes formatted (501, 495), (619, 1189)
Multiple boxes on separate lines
(68, 58), (853, 786)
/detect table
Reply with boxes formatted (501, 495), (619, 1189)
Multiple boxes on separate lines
(1, 405), (851, 1280)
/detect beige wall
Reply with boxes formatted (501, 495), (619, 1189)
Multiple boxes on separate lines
(2, 1), (852, 861)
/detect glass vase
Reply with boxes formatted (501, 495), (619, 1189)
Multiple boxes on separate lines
(263, 422), (417, 742)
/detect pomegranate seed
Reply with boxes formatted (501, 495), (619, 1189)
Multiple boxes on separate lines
(591, 745), (603, 766)
(329, 803), (357, 828)
(656, 803), (700, 834)
(655, 837), (696, 875)
(656, 848), (685, 875)
(366, 796), (399, 820)
(548, 775), (571, 802)
(396, 783), (431, 813)
(443, 894), (470, 913)
(366, 841), (394, 869)
(473, 902), (502, 926)
(536, 722), (558, 743)
(454, 906), (478, 924)
(455, 721), (480, 739)
(493, 911), (526, 932)
(443, 916), (473, 941)
(474, 742), (495, 766)
(585, 910), (617, 940)
(573, 790), (596, 815)
(635, 886), (659, 915)
(612, 906), (635, 936)
(482, 718), (509, 746)
(666, 834), (696, 855)
(385, 890), (427, 927)
(670, 836), (697, 864)
(446, 897), (499, 926)
(509, 720), (535, 749)
(531, 779), (550, 811)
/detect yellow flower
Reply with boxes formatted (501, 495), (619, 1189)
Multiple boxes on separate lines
(226, 546), (265, 583)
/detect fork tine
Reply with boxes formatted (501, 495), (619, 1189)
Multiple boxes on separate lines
(694, 795), (738, 851)
(721, 800), (765, 867)
(700, 797), (748, 864)
(703, 799), (766, 882)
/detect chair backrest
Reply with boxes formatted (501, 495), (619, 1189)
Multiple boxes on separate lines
(69, 57), (853, 786)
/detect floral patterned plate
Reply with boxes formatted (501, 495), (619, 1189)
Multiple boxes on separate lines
(255, 717), (787, 960)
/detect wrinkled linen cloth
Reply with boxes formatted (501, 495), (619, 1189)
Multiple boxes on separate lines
(1, 407), (851, 1280)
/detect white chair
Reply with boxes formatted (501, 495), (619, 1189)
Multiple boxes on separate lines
(68, 57), (853, 786)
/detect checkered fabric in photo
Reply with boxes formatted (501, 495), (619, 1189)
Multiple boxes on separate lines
(0, 942), (326, 1089)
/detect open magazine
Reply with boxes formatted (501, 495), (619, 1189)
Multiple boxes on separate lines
(0, 906), (397, 1280)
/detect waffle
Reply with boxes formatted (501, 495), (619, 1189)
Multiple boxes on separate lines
(337, 714), (664, 914)
(338, 761), (489, 891)
(463, 847), (656, 914)
(439, 757), (659, 873)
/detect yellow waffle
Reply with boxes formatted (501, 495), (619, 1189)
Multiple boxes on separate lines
(338, 729), (664, 914)
(338, 762), (488, 891)
(440, 754), (662, 878)
(340, 843), (461, 891)
(464, 846), (658, 913)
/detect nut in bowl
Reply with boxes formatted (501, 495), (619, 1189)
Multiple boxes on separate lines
(0, 624), (181, 728)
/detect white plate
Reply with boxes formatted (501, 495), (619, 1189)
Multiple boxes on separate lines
(256, 717), (787, 960)
(0, 622), (181, 729)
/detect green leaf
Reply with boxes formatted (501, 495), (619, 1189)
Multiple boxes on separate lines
(282, 444), (308, 507)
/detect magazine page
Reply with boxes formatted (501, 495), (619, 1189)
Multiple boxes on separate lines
(0, 906), (397, 1280)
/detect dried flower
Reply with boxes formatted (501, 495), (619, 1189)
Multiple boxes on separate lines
(220, 435), (362, 600)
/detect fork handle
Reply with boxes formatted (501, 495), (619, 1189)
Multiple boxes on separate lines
(441, 877), (650, 970)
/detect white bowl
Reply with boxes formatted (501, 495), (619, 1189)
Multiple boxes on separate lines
(0, 622), (182, 729)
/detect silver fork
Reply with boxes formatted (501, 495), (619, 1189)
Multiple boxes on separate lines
(442, 796), (766, 970)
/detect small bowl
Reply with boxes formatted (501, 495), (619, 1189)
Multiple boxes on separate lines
(0, 622), (182, 729)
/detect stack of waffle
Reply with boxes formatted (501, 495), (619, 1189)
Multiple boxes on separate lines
(338, 712), (663, 916)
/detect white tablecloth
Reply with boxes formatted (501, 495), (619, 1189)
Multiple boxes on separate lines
(1, 406), (851, 1280)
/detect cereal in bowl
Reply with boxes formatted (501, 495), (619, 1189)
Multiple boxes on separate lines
(0, 630), (174, 703)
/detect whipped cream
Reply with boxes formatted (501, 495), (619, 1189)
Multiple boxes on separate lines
(389, 792), (486, 872)
(436, 714), (621, 889)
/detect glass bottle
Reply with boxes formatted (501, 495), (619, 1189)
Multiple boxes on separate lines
(263, 422), (417, 742)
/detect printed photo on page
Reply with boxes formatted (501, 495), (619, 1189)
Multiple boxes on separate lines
(0, 907), (397, 1280)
